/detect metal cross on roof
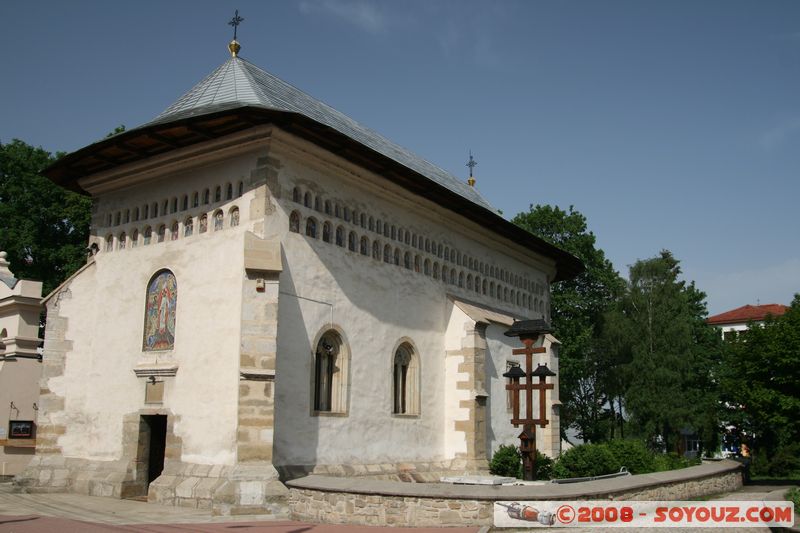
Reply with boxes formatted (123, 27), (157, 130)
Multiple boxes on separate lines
(228, 10), (244, 40)
(466, 150), (477, 177)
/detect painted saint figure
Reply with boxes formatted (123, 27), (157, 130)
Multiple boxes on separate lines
(143, 270), (177, 351)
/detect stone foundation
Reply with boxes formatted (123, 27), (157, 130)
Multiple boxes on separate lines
(278, 458), (489, 483)
(287, 461), (744, 527)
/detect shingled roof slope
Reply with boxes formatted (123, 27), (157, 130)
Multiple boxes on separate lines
(149, 56), (497, 212)
(707, 304), (789, 325)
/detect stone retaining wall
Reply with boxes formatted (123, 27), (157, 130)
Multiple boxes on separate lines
(287, 460), (744, 527)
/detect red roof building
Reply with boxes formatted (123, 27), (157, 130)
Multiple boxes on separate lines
(707, 304), (789, 326)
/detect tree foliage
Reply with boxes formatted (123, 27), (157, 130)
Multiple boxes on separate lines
(606, 251), (721, 453)
(719, 295), (800, 461)
(512, 205), (624, 442)
(0, 139), (91, 295)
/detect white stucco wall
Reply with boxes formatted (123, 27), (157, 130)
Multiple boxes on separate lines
(48, 149), (266, 466)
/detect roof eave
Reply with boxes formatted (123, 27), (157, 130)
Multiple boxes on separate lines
(43, 105), (584, 281)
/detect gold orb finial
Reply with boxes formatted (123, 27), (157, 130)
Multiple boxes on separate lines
(467, 177), (476, 187)
(229, 39), (241, 57)
(466, 151), (477, 187)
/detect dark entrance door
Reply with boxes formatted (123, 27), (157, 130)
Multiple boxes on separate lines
(142, 415), (167, 484)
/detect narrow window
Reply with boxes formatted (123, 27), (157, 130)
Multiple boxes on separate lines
(184, 217), (193, 237)
(106, 234), (113, 251)
(424, 259), (431, 276)
(335, 226), (344, 247)
(372, 240), (380, 260)
(466, 274), (473, 291)
(314, 197), (321, 212)
(131, 230), (139, 247)
(393, 248), (400, 266)
(293, 187), (301, 203)
(324, 200), (331, 215)
(360, 213), (366, 228)
(214, 186), (221, 202)
(314, 331), (348, 413)
(304, 192), (312, 208)
(203, 189), (210, 204)
(144, 227), (152, 245)
(134, 207), (140, 221)
(199, 214), (208, 234)
(226, 183), (233, 201)
(376, 220), (382, 234)
(433, 262), (439, 280)
(181, 195), (188, 211)
(391, 225), (396, 240)
(171, 197), (178, 214)
(458, 272), (464, 288)
(170, 221), (179, 240)
(118, 232), (126, 250)
(213, 210), (224, 231)
(344, 207), (350, 222)
(348, 231), (357, 252)
(306, 217), (318, 238)
(414, 255), (421, 273)
(157, 225), (166, 243)
(144, 205), (150, 219)
(230, 207), (239, 227)
(162, 200), (169, 215)
(289, 211), (301, 233)
(369, 217), (374, 231)
(403, 251), (411, 270)
(360, 236), (369, 256)
(475, 276), (481, 293)
(322, 222), (332, 243)
(237, 181), (244, 198)
(124, 210), (130, 224)
(192, 192), (199, 208)
(393, 343), (419, 415)
(383, 244), (391, 263)
(153, 203), (158, 217)
(115, 212), (121, 226)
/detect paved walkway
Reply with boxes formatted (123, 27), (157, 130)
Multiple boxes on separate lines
(0, 483), (479, 532)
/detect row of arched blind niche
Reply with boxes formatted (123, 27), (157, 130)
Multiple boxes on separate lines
(101, 207), (240, 252)
(289, 208), (547, 313)
(290, 186), (546, 295)
(102, 181), (245, 228)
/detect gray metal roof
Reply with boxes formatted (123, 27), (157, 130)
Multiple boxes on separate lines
(149, 56), (497, 213)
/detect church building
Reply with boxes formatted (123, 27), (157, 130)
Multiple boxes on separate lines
(17, 34), (582, 515)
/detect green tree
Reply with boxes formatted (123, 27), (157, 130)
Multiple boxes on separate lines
(512, 205), (625, 442)
(609, 251), (721, 453)
(719, 295), (800, 461)
(0, 139), (92, 295)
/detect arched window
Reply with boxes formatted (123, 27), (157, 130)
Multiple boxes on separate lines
(404, 232), (410, 245)
(335, 226), (344, 247)
(124, 210), (130, 224)
(322, 221), (332, 243)
(171, 197), (178, 214)
(482, 279), (488, 295)
(368, 216), (374, 231)
(504, 287), (509, 302)
(444, 247), (450, 261)
(458, 272), (464, 288)
(348, 231), (357, 252)
(393, 248), (400, 266)
(181, 195), (188, 211)
(157, 225), (166, 243)
(293, 187), (301, 203)
(203, 189), (210, 205)
(433, 262), (440, 280)
(391, 225), (396, 240)
(162, 200), (169, 215)
(214, 186), (222, 202)
(383, 244), (391, 263)
(304, 192), (312, 208)
(393, 342), (419, 415)
(118, 232), (126, 250)
(237, 181), (244, 198)
(324, 200), (331, 215)
(184, 217), (193, 237)
(144, 204), (149, 219)
(376, 220), (382, 234)
(230, 207), (240, 227)
(131, 231), (139, 248)
(314, 197), (321, 212)
(226, 183), (233, 201)
(115, 212), (121, 226)
(105, 234), (113, 251)
(425, 239), (430, 253)
(360, 213), (366, 228)
(213, 210), (224, 231)
(412, 234), (417, 248)
(335, 204), (341, 218)
(360, 236), (369, 256)
(414, 255), (420, 273)
(199, 214), (208, 234)
(466, 274), (473, 290)
(153, 202), (159, 217)
(306, 217), (318, 238)
(403, 251), (411, 270)
(314, 330), (348, 413)
(384, 224), (390, 238)
(134, 207), (140, 222)
(437, 244), (443, 258)
(170, 221), (179, 240)
(475, 276), (481, 293)
(343, 207), (350, 222)
(192, 192), (199, 208)
(398, 228), (404, 243)
(144, 227), (152, 245)
(372, 240), (380, 260)
(143, 270), (177, 352)
(289, 211), (301, 233)
(424, 259), (431, 276)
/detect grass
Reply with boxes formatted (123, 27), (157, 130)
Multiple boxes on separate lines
(787, 487), (800, 509)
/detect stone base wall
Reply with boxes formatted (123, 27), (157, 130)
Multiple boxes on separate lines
(290, 490), (493, 527)
(149, 461), (288, 516)
(15, 456), (289, 517)
(288, 464), (744, 528)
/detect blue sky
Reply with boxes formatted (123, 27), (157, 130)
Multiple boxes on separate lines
(1, 0), (798, 315)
